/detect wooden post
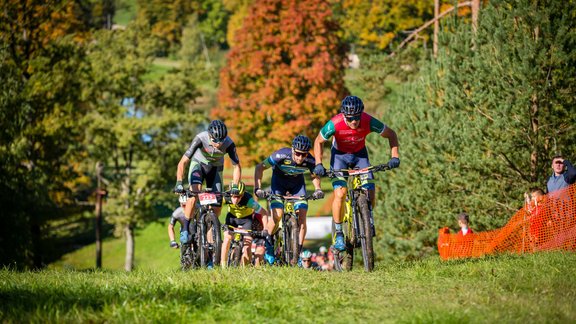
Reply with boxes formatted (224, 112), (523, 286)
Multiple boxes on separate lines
(434, 0), (440, 58)
(95, 162), (104, 269)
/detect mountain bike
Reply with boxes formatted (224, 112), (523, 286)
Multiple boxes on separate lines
(265, 193), (320, 266)
(327, 163), (390, 272)
(178, 189), (223, 268)
(222, 224), (263, 267)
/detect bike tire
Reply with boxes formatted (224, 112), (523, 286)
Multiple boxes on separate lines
(284, 216), (299, 266)
(227, 242), (242, 267)
(180, 243), (193, 271)
(200, 211), (222, 268)
(332, 220), (354, 272)
(357, 192), (375, 271)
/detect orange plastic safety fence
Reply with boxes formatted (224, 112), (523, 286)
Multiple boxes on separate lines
(438, 184), (576, 260)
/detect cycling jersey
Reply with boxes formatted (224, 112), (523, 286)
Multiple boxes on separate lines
(319, 112), (386, 153)
(225, 192), (264, 219)
(184, 131), (239, 166)
(261, 147), (315, 210)
(263, 147), (315, 179)
(169, 207), (193, 232)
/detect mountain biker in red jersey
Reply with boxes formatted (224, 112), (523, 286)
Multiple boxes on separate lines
(312, 96), (400, 251)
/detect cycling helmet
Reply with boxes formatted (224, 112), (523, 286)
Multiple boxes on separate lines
(340, 95), (364, 115)
(300, 250), (312, 259)
(208, 120), (227, 142)
(292, 135), (312, 152)
(230, 181), (246, 196)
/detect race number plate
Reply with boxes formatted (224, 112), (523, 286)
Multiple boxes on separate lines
(198, 192), (217, 205)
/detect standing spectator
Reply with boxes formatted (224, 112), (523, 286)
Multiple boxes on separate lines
(455, 212), (474, 257)
(547, 155), (576, 193)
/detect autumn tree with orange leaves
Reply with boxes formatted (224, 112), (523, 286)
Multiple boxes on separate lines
(213, 0), (348, 163)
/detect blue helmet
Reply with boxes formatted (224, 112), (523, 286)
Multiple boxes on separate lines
(292, 135), (312, 152)
(340, 96), (364, 115)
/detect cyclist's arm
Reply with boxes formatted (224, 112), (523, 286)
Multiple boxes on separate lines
(176, 155), (190, 183)
(168, 217), (177, 241)
(314, 120), (335, 165)
(254, 157), (274, 190)
(177, 136), (202, 182)
(226, 143), (241, 184)
(381, 127), (399, 159)
(314, 134), (327, 165)
(312, 176), (321, 191)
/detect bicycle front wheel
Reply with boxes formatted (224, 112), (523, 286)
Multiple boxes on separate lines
(180, 243), (193, 271)
(282, 216), (299, 266)
(201, 211), (222, 267)
(331, 219), (354, 271)
(357, 192), (374, 271)
(227, 242), (242, 267)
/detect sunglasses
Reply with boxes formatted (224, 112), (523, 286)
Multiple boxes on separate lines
(302, 259), (311, 262)
(293, 150), (307, 157)
(345, 114), (361, 122)
(554, 161), (564, 165)
(210, 137), (223, 144)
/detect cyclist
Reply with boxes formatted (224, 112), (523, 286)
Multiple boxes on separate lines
(252, 212), (266, 266)
(312, 95), (400, 251)
(299, 250), (319, 270)
(174, 120), (241, 244)
(221, 182), (270, 268)
(254, 135), (325, 263)
(167, 206), (192, 249)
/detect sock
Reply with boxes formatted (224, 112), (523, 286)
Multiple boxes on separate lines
(335, 222), (343, 232)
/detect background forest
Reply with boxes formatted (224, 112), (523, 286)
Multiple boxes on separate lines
(1, 0), (574, 270)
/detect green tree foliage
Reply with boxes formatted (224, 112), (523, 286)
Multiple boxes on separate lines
(334, 0), (434, 52)
(223, 0), (253, 47)
(0, 0), (94, 268)
(137, 0), (230, 56)
(370, 0), (576, 262)
(213, 0), (348, 163)
(81, 20), (202, 270)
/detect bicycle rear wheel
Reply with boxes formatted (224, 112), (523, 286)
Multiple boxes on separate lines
(283, 216), (299, 266)
(357, 192), (375, 271)
(332, 217), (354, 272)
(201, 211), (222, 267)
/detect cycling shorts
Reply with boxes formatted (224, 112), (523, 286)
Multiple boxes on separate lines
(188, 160), (224, 206)
(270, 176), (308, 210)
(225, 213), (253, 232)
(330, 147), (375, 190)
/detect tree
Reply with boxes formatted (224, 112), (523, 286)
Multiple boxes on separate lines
(213, 0), (348, 163)
(82, 21), (202, 271)
(370, 0), (576, 262)
(0, 0), (94, 268)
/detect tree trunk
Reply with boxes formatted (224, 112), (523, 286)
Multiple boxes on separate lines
(124, 224), (134, 271)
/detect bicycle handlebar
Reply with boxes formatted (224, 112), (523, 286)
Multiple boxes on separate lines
(264, 192), (317, 201)
(221, 224), (264, 238)
(326, 163), (390, 178)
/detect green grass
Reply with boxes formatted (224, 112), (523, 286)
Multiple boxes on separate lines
(5, 252), (576, 322)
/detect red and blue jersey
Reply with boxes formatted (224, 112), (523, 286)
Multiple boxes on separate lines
(319, 112), (386, 153)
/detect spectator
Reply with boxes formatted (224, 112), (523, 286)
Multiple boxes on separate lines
(457, 212), (473, 237)
(524, 187), (547, 248)
(455, 212), (474, 257)
(547, 155), (576, 193)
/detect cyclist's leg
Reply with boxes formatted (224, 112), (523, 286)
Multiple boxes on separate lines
(220, 213), (234, 268)
(270, 177), (287, 233)
(187, 161), (204, 220)
(236, 217), (253, 266)
(330, 149), (351, 224)
(290, 182), (308, 248)
(205, 164), (224, 216)
(354, 148), (375, 208)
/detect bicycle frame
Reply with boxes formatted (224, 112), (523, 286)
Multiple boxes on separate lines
(328, 163), (389, 271)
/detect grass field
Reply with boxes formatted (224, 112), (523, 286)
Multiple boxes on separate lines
(4, 252), (576, 322)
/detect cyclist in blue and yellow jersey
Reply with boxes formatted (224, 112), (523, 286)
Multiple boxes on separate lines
(313, 96), (400, 251)
(174, 120), (241, 245)
(254, 135), (324, 264)
(221, 182), (270, 268)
